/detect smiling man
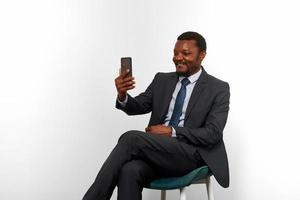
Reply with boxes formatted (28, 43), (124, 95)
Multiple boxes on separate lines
(83, 31), (230, 200)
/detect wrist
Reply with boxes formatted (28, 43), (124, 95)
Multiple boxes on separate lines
(118, 93), (126, 101)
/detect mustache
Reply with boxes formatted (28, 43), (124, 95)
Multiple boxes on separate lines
(175, 62), (186, 65)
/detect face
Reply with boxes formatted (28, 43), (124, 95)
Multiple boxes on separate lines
(173, 40), (206, 77)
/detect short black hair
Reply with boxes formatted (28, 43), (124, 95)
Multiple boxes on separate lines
(177, 31), (207, 52)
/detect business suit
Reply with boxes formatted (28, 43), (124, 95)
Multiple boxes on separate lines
(83, 68), (230, 200)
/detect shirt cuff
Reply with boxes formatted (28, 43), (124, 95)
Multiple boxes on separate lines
(171, 126), (176, 137)
(117, 95), (128, 107)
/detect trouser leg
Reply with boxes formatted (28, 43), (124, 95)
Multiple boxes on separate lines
(82, 131), (137, 200)
(117, 160), (157, 200)
(82, 130), (204, 200)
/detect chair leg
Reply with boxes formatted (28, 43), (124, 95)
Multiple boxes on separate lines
(180, 187), (187, 200)
(161, 190), (166, 200)
(206, 177), (214, 200)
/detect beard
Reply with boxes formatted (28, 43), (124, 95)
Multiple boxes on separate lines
(175, 62), (192, 77)
(176, 71), (189, 77)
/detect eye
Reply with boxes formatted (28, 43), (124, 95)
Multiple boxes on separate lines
(183, 51), (191, 56)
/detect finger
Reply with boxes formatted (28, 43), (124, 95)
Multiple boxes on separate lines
(115, 78), (134, 88)
(116, 77), (131, 85)
(121, 85), (135, 91)
(117, 82), (135, 90)
(115, 78), (123, 86)
(150, 132), (162, 135)
(120, 69), (130, 78)
(123, 81), (135, 87)
(121, 78), (134, 85)
(119, 86), (135, 93)
(123, 76), (135, 82)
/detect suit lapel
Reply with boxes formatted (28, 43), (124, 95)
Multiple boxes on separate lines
(184, 69), (208, 121)
(158, 73), (178, 123)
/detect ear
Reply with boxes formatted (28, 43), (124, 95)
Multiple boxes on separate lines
(198, 51), (206, 62)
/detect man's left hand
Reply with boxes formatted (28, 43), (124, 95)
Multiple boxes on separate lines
(145, 125), (172, 136)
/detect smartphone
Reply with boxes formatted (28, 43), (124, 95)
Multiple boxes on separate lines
(121, 57), (132, 77)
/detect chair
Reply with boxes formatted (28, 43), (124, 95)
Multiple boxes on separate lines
(146, 165), (214, 200)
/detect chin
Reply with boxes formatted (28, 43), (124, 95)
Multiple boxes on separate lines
(176, 70), (188, 77)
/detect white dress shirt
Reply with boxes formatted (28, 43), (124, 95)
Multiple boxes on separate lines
(163, 68), (202, 136)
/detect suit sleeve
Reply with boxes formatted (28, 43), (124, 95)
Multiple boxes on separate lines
(115, 73), (159, 115)
(174, 82), (230, 147)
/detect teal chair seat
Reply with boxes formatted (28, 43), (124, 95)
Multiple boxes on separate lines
(146, 165), (214, 200)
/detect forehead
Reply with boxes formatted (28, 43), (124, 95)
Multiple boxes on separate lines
(174, 40), (198, 51)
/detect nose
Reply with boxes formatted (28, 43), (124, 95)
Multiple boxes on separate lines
(174, 54), (183, 61)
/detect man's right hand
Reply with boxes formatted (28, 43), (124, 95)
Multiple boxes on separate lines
(115, 69), (135, 101)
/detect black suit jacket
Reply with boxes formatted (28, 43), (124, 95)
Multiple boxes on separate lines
(116, 69), (230, 188)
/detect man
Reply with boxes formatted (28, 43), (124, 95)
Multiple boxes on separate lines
(83, 31), (230, 200)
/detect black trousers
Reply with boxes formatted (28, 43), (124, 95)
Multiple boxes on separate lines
(82, 130), (205, 200)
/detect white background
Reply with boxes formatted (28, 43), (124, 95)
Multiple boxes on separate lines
(1, 0), (300, 199)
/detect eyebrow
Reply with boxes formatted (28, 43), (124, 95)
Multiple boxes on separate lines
(174, 48), (190, 51)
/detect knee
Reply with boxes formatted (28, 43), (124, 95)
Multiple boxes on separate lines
(118, 130), (143, 143)
(118, 161), (145, 183)
(120, 162), (139, 178)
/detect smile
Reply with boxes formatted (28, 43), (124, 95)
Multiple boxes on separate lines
(176, 63), (186, 68)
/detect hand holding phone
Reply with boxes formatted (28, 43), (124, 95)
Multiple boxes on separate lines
(115, 57), (135, 101)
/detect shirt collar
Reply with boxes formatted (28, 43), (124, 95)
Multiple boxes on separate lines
(178, 67), (202, 84)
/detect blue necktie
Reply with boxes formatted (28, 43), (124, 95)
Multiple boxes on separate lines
(169, 78), (190, 127)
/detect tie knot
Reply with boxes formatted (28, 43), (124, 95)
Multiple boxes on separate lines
(181, 78), (190, 86)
